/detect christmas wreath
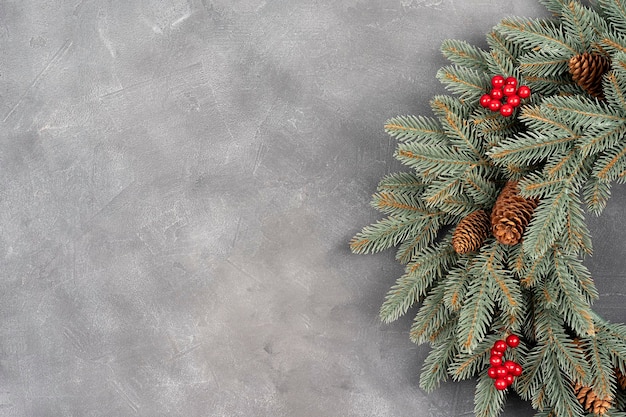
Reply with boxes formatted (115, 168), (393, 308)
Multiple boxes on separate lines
(350, 1), (626, 416)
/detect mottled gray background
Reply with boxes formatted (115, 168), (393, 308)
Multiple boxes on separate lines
(1, 0), (625, 416)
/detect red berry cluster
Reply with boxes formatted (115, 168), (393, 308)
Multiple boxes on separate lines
(487, 334), (523, 390)
(480, 75), (531, 117)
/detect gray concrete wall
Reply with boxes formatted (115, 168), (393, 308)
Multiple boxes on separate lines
(0, 0), (624, 416)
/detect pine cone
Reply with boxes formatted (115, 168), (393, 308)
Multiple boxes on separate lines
(573, 381), (612, 415)
(490, 181), (538, 246)
(616, 368), (626, 391)
(452, 209), (491, 254)
(569, 52), (611, 99)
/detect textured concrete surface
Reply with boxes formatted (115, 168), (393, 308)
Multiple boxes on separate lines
(1, 1), (624, 416)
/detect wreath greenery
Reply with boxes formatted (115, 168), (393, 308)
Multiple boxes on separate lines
(351, 1), (626, 416)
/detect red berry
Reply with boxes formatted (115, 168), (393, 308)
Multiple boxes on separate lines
(504, 360), (517, 372)
(505, 77), (518, 87)
(506, 334), (520, 348)
(512, 364), (523, 377)
(503, 84), (517, 96)
(489, 100), (501, 112)
(490, 356), (502, 367)
(504, 374), (515, 386)
(500, 104), (514, 117)
(518, 85), (531, 99)
(494, 379), (508, 390)
(490, 348), (504, 357)
(488, 367), (498, 379)
(493, 340), (508, 352)
(506, 95), (521, 107)
(495, 366), (508, 378)
(490, 88), (504, 100)
(480, 94), (492, 108)
(491, 75), (505, 88)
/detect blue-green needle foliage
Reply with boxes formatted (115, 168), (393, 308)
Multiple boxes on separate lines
(351, 1), (626, 416)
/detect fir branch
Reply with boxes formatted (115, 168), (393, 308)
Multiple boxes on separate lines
(394, 215), (443, 264)
(519, 247), (553, 288)
(489, 131), (578, 166)
(419, 325), (458, 392)
(431, 193), (480, 217)
(523, 184), (569, 258)
(497, 17), (577, 55)
(604, 59), (626, 113)
(579, 336), (616, 399)
(565, 252), (599, 304)
(539, 0), (569, 15)
(600, 0), (626, 34)
(562, 192), (593, 256)
(440, 39), (490, 72)
(431, 95), (486, 160)
(592, 142), (626, 181)
(578, 122), (626, 158)
(384, 115), (448, 143)
(437, 65), (489, 102)
(450, 335), (499, 381)
(472, 109), (520, 137)
(552, 248), (595, 336)
(458, 244), (502, 352)
(371, 191), (436, 216)
(409, 283), (451, 345)
(463, 172), (498, 206)
(543, 95), (623, 125)
(560, 1), (606, 52)
(473, 242), (523, 330)
(474, 373), (507, 417)
(485, 29), (520, 76)
(519, 49), (571, 78)
(444, 263), (473, 312)
(582, 176), (611, 216)
(379, 239), (457, 323)
(395, 142), (481, 177)
(543, 351), (586, 417)
(376, 171), (428, 193)
(422, 177), (464, 207)
(518, 172), (562, 199)
(518, 343), (550, 401)
(350, 215), (434, 255)
(601, 32), (626, 55)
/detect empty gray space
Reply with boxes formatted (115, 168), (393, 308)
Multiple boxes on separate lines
(0, 0), (624, 416)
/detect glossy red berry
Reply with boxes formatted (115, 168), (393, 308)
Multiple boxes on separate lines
(490, 88), (504, 100)
(488, 367), (498, 379)
(491, 75), (505, 88)
(504, 374), (515, 386)
(505, 76), (518, 87)
(503, 84), (517, 96)
(500, 104), (514, 117)
(490, 356), (502, 367)
(495, 366), (508, 378)
(506, 334), (520, 348)
(512, 364), (523, 377)
(489, 100), (501, 112)
(493, 340), (508, 352)
(517, 85), (531, 99)
(504, 360), (517, 372)
(480, 94), (492, 108)
(490, 348), (504, 357)
(506, 95), (521, 108)
(494, 379), (508, 390)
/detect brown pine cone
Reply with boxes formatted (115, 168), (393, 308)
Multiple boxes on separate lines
(452, 209), (491, 254)
(573, 381), (612, 415)
(490, 181), (538, 246)
(569, 52), (611, 99)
